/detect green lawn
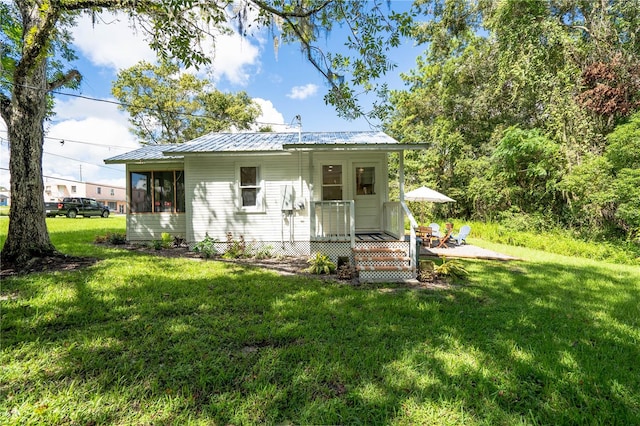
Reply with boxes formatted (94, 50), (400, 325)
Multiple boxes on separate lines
(1, 217), (639, 424)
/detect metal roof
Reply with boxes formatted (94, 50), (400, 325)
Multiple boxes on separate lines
(163, 131), (403, 154)
(105, 131), (423, 163)
(104, 144), (182, 163)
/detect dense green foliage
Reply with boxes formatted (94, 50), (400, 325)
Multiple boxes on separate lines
(387, 0), (640, 244)
(2, 217), (639, 424)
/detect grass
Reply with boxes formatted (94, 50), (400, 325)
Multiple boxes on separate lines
(1, 217), (640, 424)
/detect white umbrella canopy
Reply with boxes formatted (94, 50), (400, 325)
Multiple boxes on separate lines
(405, 186), (455, 225)
(405, 186), (456, 203)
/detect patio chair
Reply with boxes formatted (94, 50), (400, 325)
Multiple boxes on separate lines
(429, 223), (441, 238)
(416, 226), (437, 247)
(453, 225), (471, 245)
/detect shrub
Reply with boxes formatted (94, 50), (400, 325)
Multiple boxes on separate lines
(152, 240), (163, 250)
(223, 232), (247, 259)
(336, 262), (356, 280)
(434, 257), (468, 281)
(160, 232), (172, 249)
(253, 244), (273, 260)
(172, 235), (186, 248)
(193, 233), (218, 259)
(307, 253), (336, 275)
(417, 260), (436, 282)
(94, 232), (126, 245)
(108, 233), (127, 245)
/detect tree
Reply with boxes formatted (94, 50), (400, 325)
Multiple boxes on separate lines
(112, 61), (261, 145)
(386, 0), (640, 235)
(0, 0), (408, 268)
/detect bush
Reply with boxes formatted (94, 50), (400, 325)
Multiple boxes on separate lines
(336, 262), (356, 280)
(307, 253), (336, 275)
(193, 233), (218, 259)
(434, 257), (468, 281)
(417, 260), (436, 282)
(95, 232), (126, 245)
(253, 244), (273, 260)
(223, 232), (247, 259)
(160, 232), (172, 249)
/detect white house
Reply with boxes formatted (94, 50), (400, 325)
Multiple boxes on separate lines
(105, 131), (426, 282)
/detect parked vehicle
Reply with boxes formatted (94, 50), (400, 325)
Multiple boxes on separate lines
(57, 197), (110, 218)
(45, 201), (61, 217)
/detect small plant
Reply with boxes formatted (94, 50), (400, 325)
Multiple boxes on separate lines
(253, 244), (273, 260)
(109, 233), (126, 245)
(172, 235), (186, 248)
(94, 232), (126, 245)
(434, 257), (468, 281)
(193, 233), (218, 259)
(307, 252), (336, 275)
(160, 232), (173, 248)
(336, 262), (356, 280)
(152, 239), (163, 250)
(223, 232), (247, 259)
(417, 259), (436, 282)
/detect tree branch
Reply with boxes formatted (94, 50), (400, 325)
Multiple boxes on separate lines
(16, 3), (61, 77)
(248, 0), (333, 19)
(47, 69), (81, 92)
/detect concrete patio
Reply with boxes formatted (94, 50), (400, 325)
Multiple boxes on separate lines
(420, 243), (519, 261)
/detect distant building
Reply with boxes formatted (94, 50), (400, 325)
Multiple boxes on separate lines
(43, 178), (126, 214)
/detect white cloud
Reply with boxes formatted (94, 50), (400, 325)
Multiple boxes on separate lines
(43, 116), (139, 187)
(72, 11), (262, 87)
(252, 98), (298, 132)
(287, 84), (319, 100)
(72, 12), (156, 70)
(205, 32), (261, 86)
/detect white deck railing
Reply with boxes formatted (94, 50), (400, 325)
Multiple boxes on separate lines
(310, 201), (355, 247)
(382, 201), (403, 239)
(400, 201), (419, 271)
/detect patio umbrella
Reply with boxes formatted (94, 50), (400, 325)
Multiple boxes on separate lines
(404, 186), (455, 223)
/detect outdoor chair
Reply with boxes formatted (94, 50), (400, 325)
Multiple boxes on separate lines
(453, 225), (471, 245)
(416, 226), (437, 247)
(429, 223), (441, 238)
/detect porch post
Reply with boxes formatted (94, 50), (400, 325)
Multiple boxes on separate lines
(399, 150), (405, 202)
(309, 152), (315, 238)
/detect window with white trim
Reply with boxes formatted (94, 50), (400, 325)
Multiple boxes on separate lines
(238, 165), (264, 211)
(322, 165), (343, 200)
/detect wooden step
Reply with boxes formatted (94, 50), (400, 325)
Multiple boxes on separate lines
(354, 255), (410, 262)
(353, 247), (406, 254)
(356, 265), (413, 272)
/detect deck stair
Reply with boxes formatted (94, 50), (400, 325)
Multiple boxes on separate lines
(353, 244), (415, 282)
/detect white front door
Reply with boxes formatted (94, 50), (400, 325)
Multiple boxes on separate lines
(353, 163), (380, 231)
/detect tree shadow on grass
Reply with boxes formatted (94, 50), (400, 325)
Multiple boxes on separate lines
(1, 253), (639, 424)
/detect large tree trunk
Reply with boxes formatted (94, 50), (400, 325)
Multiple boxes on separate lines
(0, 16), (56, 267)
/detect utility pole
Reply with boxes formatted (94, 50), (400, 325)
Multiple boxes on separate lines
(79, 165), (83, 182)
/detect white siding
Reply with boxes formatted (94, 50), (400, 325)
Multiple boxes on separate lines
(185, 153), (311, 244)
(125, 162), (187, 241)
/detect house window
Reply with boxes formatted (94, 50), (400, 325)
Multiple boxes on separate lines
(97, 187), (102, 194)
(238, 165), (264, 211)
(322, 165), (342, 200)
(130, 170), (185, 213)
(110, 188), (115, 196)
(71, 186), (76, 193)
(356, 166), (375, 195)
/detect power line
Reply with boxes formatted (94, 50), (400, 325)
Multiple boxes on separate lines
(0, 130), (135, 150)
(2, 78), (295, 128)
(0, 139), (124, 173)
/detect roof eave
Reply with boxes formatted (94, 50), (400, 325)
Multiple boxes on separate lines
(282, 143), (430, 152)
(104, 156), (184, 165)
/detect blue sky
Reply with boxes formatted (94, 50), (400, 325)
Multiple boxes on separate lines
(0, 4), (424, 189)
